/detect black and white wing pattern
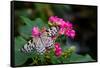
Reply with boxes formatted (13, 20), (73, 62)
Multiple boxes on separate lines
(46, 26), (59, 37)
(20, 36), (46, 54)
(33, 36), (46, 54)
(20, 26), (59, 54)
(20, 39), (35, 53)
(40, 32), (54, 49)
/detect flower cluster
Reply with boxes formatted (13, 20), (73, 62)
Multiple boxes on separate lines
(31, 16), (76, 57)
(49, 16), (75, 38)
(54, 43), (62, 57)
(32, 26), (40, 37)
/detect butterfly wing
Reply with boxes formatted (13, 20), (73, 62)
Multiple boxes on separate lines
(20, 39), (35, 53)
(20, 26), (58, 54)
(33, 36), (46, 54)
(46, 26), (59, 37)
(40, 32), (54, 49)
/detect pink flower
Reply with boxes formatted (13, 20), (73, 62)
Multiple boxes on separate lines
(55, 47), (62, 52)
(58, 27), (65, 35)
(32, 26), (40, 37)
(55, 50), (62, 57)
(49, 16), (63, 26)
(49, 16), (73, 28)
(49, 16), (76, 38)
(65, 29), (75, 38)
(56, 18), (63, 25)
(66, 21), (73, 29)
(59, 21), (67, 28)
(54, 43), (62, 57)
(49, 16), (56, 23)
(54, 43), (60, 48)
(60, 21), (72, 28)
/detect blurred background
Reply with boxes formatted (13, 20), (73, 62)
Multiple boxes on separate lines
(14, 1), (97, 60)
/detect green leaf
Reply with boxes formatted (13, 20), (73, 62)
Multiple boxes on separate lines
(51, 56), (58, 64)
(15, 51), (27, 66)
(70, 53), (94, 63)
(19, 16), (34, 39)
(36, 54), (45, 64)
(19, 16), (48, 39)
(15, 36), (27, 66)
(33, 18), (48, 29)
(15, 36), (27, 51)
(20, 16), (48, 29)
(19, 25), (32, 39)
(77, 54), (95, 62)
(20, 16), (33, 26)
(15, 36), (36, 66)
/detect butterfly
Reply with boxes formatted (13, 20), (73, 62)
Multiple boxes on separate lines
(20, 26), (59, 54)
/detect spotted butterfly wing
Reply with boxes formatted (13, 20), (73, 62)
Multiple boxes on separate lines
(40, 32), (54, 49)
(47, 26), (59, 37)
(20, 26), (59, 54)
(33, 36), (46, 54)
